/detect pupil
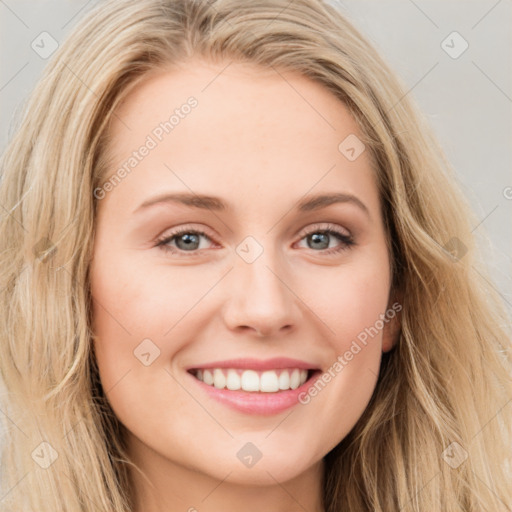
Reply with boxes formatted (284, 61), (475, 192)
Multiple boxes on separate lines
(310, 232), (328, 249)
(177, 233), (199, 250)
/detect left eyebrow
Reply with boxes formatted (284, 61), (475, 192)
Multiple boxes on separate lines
(296, 192), (370, 217)
(133, 191), (370, 217)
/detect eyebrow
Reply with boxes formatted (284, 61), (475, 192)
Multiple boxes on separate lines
(134, 191), (369, 216)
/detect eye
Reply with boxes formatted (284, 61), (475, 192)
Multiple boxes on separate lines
(155, 222), (355, 256)
(295, 223), (355, 255)
(155, 226), (216, 254)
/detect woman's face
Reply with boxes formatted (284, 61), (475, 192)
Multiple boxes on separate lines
(90, 59), (397, 488)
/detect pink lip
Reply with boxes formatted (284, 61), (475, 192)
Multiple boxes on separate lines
(186, 357), (319, 371)
(185, 366), (323, 416)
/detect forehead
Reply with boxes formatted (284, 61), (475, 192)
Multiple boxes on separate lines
(102, 59), (380, 217)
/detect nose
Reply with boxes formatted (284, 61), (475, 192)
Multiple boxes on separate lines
(221, 248), (300, 338)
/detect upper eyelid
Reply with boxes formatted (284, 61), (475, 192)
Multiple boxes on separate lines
(158, 222), (352, 246)
(298, 222), (351, 237)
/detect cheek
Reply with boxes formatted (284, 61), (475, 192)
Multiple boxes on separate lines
(91, 249), (218, 324)
(304, 257), (390, 408)
(90, 253), (208, 342)
(90, 258), (186, 434)
(89, 251), (220, 397)
(308, 255), (391, 348)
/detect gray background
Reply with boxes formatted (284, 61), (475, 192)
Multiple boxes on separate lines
(1, 0), (511, 310)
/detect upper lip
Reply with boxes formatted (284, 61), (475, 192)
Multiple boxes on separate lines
(187, 357), (320, 371)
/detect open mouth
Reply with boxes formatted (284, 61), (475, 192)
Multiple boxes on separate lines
(188, 368), (319, 393)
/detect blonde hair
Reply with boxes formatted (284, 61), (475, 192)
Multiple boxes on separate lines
(1, 0), (511, 510)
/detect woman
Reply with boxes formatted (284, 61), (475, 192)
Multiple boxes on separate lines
(1, 0), (511, 510)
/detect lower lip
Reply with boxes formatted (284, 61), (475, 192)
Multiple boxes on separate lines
(187, 370), (322, 415)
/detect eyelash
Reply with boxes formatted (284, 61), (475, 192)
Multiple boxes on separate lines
(155, 223), (355, 257)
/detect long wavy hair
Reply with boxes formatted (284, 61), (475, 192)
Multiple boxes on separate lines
(1, 0), (511, 510)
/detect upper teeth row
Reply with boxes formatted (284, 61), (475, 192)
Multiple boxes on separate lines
(195, 368), (309, 392)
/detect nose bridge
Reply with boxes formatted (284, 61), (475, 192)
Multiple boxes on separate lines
(223, 234), (298, 335)
(238, 236), (290, 307)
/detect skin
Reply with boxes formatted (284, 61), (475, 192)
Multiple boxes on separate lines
(90, 58), (399, 512)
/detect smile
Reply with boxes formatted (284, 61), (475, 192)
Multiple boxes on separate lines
(185, 357), (322, 415)
(190, 368), (310, 392)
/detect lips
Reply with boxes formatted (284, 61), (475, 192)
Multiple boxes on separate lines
(185, 358), (323, 415)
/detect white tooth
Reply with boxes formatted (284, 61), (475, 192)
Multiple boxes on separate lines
(290, 369), (300, 389)
(196, 369), (203, 381)
(278, 370), (290, 390)
(226, 369), (241, 390)
(241, 370), (259, 391)
(260, 371), (279, 392)
(213, 369), (226, 389)
(203, 369), (214, 385)
(299, 369), (308, 385)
